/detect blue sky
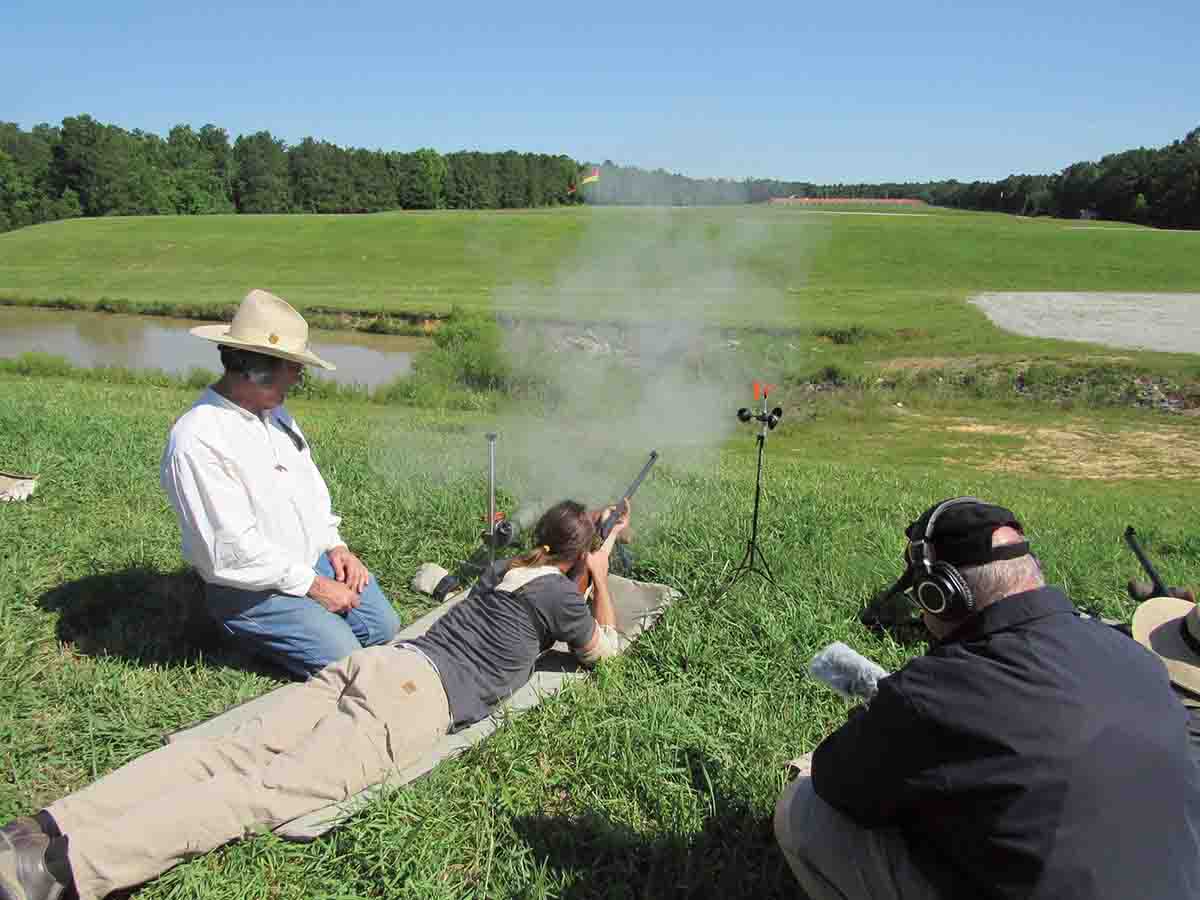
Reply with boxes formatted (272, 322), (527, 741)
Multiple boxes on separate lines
(4, 0), (1197, 183)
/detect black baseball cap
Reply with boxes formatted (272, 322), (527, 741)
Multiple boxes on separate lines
(905, 497), (1028, 568)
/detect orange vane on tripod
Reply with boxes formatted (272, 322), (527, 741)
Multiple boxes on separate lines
(753, 381), (761, 401)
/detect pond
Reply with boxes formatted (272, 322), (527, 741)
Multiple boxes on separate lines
(0, 306), (428, 391)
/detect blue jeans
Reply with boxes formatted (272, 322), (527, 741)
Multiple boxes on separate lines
(205, 554), (401, 678)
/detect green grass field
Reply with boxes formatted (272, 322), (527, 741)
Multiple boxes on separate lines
(5, 205), (1200, 395)
(3, 207), (1200, 898)
(3, 375), (1200, 899)
(2, 206), (1198, 327)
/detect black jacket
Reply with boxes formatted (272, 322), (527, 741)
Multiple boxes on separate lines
(813, 587), (1200, 899)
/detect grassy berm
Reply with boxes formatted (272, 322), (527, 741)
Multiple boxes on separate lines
(3, 371), (1200, 900)
(3, 205), (1200, 325)
(5, 205), (1200, 409)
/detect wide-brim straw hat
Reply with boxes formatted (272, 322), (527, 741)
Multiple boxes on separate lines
(1133, 596), (1200, 695)
(190, 289), (335, 370)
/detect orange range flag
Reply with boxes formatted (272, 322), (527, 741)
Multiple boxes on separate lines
(580, 167), (600, 185)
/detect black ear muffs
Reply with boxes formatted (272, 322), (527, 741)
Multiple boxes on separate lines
(914, 561), (975, 618)
(908, 497), (982, 620)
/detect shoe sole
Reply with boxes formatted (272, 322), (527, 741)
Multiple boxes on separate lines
(0, 830), (65, 900)
(0, 832), (29, 900)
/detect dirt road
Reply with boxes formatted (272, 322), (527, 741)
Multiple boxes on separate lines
(970, 292), (1200, 354)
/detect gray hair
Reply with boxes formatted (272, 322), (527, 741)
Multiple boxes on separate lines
(961, 554), (1044, 606)
(218, 346), (282, 385)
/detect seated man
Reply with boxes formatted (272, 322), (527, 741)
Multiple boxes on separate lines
(160, 289), (400, 677)
(0, 500), (628, 900)
(775, 497), (1200, 900)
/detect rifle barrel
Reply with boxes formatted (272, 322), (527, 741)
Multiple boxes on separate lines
(598, 450), (659, 540)
(1124, 526), (1169, 597)
(621, 450), (659, 501)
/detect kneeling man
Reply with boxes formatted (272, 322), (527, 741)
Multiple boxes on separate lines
(776, 497), (1200, 899)
(160, 289), (400, 677)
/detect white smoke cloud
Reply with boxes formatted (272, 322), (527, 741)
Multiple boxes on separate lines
(368, 205), (826, 541)
(488, 206), (821, 518)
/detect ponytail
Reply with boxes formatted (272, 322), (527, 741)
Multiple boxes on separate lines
(509, 502), (594, 569)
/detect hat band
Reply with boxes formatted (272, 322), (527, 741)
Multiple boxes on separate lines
(230, 327), (308, 355)
(914, 540), (1030, 569)
(953, 540), (1030, 568)
(1182, 617), (1200, 657)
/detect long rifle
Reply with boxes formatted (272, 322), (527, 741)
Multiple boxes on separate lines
(575, 450), (659, 595)
(1124, 526), (1170, 599)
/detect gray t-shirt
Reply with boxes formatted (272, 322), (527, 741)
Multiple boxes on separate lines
(409, 560), (596, 730)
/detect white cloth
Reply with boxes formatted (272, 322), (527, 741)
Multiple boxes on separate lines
(576, 623), (621, 665)
(410, 563), (450, 595)
(160, 388), (344, 596)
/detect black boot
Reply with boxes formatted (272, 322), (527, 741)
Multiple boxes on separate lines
(0, 831), (69, 900)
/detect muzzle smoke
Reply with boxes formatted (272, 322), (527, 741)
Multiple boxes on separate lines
(370, 204), (824, 539)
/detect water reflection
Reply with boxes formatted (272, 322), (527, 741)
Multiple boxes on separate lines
(0, 306), (427, 391)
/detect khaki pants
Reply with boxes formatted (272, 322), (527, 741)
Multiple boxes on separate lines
(49, 646), (450, 900)
(773, 754), (938, 900)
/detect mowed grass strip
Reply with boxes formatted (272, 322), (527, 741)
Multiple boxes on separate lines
(2, 206), (1198, 327)
(3, 374), (1199, 899)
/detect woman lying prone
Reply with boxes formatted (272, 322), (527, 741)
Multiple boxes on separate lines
(0, 499), (627, 900)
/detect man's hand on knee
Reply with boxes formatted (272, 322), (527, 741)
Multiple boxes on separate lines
(327, 545), (370, 593)
(308, 575), (362, 613)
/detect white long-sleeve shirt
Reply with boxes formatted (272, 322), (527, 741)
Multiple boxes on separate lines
(160, 388), (345, 596)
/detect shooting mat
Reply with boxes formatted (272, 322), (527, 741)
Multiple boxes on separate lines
(166, 573), (677, 841)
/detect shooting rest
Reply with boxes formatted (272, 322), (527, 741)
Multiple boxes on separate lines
(165, 573), (678, 841)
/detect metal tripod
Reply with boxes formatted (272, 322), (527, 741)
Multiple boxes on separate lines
(720, 430), (779, 593)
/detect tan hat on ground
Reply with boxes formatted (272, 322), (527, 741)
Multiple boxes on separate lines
(190, 289), (335, 370)
(1133, 596), (1200, 696)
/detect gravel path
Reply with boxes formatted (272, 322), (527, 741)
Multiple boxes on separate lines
(970, 292), (1200, 354)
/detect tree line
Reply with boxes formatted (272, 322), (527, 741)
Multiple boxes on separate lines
(912, 125), (1200, 228)
(0, 115), (582, 233)
(586, 126), (1199, 229)
(745, 126), (1199, 229)
(3, 115), (1197, 232)
(581, 164), (938, 207)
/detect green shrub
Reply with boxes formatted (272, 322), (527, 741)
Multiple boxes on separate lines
(184, 367), (218, 389)
(94, 297), (134, 314)
(1, 352), (76, 377)
(815, 324), (874, 345)
(290, 374), (370, 402)
(377, 370), (500, 411)
(360, 315), (426, 336)
(421, 311), (510, 391)
(787, 363), (862, 388)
